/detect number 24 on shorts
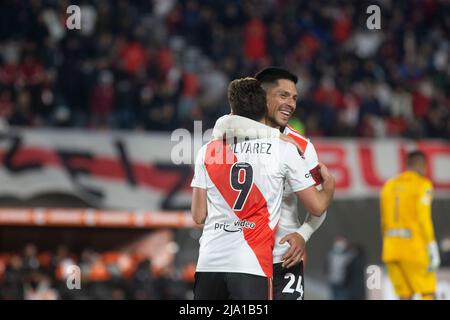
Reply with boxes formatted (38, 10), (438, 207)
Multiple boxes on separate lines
(283, 273), (304, 299)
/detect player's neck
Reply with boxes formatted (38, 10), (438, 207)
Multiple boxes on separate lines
(259, 116), (270, 126)
(262, 116), (281, 130)
(406, 168), (424, 177)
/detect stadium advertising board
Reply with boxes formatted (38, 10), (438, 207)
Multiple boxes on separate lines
(0, 129), (449, 210)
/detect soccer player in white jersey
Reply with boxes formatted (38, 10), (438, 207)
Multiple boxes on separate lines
(191, 77), (335, 300)
(212, 68), (326, 300)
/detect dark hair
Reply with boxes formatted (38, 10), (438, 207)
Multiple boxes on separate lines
(227, 77), (266, 121)
(254, 67), (298, 86)
(407, 150), (426, 167)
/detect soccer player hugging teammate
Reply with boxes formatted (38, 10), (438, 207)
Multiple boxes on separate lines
(212, 68), (328, 300)
(191, 77), (335, 300)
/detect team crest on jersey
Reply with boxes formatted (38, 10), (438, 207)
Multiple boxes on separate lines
(214, 220), (256, 233)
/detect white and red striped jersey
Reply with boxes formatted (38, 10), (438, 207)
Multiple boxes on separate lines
(273, 125), (322, 263)
(191, 137), (315, 278)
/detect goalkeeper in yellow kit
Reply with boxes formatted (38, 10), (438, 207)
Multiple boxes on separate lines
(380, 151), (440, 300)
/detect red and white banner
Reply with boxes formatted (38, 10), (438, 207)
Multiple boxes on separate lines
(0, 129), (449, 210)
(0, 208), (196, 228)
(313, 138), (450, 198)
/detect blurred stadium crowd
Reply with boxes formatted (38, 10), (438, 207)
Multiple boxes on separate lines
(0, 0), (448, 138)
(0, 243), (195, 300)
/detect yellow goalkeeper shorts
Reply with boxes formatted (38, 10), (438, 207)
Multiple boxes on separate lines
(386, 262), (436, 298)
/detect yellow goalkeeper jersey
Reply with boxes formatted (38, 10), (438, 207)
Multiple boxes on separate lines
(380, 171), (435, 265)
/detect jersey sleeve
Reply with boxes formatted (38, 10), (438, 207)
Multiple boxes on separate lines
(417, 180), (435, 244)
(304, 141), (323, 186)
(286, 129), (322, 186)
(297, 141), (326, 241)
(304, 141), (319, 168)
(190, 146), (207, 189)
(282, 143), (316, 192)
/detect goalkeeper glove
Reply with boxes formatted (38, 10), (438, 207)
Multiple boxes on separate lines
(427, 241), (441, 272)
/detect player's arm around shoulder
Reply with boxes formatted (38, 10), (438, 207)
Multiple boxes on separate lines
(295, 141), (328, 239)
(280, 141), (328, 267)
(298, 140), (334, 216)
(282, 143), (335, 216)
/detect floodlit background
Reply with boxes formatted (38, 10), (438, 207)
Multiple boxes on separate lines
(0, 0), (449, 300)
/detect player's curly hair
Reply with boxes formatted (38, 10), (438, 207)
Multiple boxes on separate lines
(227, 77), (266, 121)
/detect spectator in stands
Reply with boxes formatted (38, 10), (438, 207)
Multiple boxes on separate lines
(132, 258), (161, 300)
(326, 236), (366, 300)
(326, 236), (354, 300)
(24, 272), (59, 300)
(0, 1), (447, 138)
(1, 255), (24, 300)
(22, 243), (40, 273)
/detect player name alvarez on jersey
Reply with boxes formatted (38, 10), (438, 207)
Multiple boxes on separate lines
(232, 140), (272, 155)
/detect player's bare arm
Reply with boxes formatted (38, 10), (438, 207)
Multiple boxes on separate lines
(191, 187), (207, 224)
